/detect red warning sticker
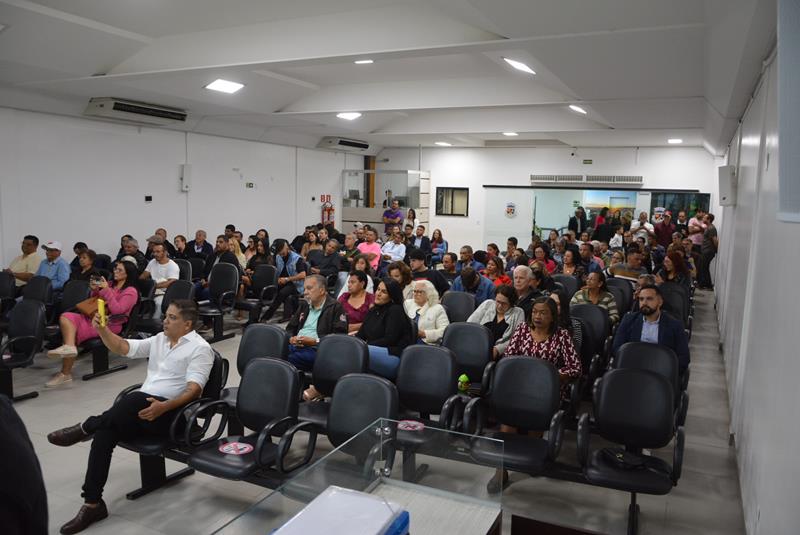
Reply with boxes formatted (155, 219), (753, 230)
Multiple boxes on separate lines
(218, 441), (254, 455)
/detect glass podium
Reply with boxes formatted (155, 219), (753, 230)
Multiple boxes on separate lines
(214, 419), (504, 535)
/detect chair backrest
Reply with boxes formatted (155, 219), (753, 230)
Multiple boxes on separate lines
(396, 345), (457, 415)
(313, 335), (369, 396)
(594, 368), (675, 449)
(22, 276), (52, 303)
(189, 258), (206, 280)
(306, 249), (324, 267)
(202, 350), (229, 400)
(490, 356), (560, 430)
(615, 342), (679, 399)
(237, 324), (290, 374)
(94, 254), (112, 271)
(174, 259), (192, 281)
(136, 278), (156, 300)
(440, 291), (476, 323)
(327, 373), (398, 450)
(553, 274), (579, 300)
(606, 277), (634, 306)
(237, 358), (300, 432)
(160, 280), (195, 314)
(571, 303), (610, 355)
(571, 317), (594, 369)
(441, 322), (493, 382)
(0, 271), (15, 299)
(250, 264), (277, 293)
(208, 263), (240, 300)
(60, 280), (91, 313)
(659, 284), (690, 327)
(607, 285), (629, 316)
(5, 300), (45, 362)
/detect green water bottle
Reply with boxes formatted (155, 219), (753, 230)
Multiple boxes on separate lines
(458, 374), (470, 393)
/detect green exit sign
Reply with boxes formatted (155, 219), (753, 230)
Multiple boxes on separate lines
(582, 159), (593, 165)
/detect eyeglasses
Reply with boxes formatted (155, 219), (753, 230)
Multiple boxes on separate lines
(412, 290), (426, 294)
(495, 300), (511, 308)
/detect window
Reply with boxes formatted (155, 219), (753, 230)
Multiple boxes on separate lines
(436, 187), (469, 217)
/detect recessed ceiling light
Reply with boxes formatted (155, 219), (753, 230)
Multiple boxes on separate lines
(668, 138), (683, 144)
(502, 57), (536, 75)
(502, 132), (519, 137)
(354, 59), (374, 65)
(435, 141), (452, 147)
(569, 105), (587, 115)
(205, 79), (244, 94)
(336, 112), (362, 121)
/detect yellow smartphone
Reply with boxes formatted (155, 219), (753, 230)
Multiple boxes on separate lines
(97, 298), (107, 327)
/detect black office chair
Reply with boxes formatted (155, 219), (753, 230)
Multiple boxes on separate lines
(613, 342), (689, 427)
(188, 258), (206, 282)
(440, 291), (476, 323)
(78, 300), (141, 381)
(395, 345), (460, 481)
(0, 271), (16, 317)
(233, 264), (278, 326)
(441, 322), (494, 394)
(608, 285), (630, 317)
(607, 277), (634, 307)
(115, 350), (229, 499)
(0, 300), (45, 402)
(43, 280), (91, 345)
(465, 356), (565, 487)
(298, 335), (369, 433)
(135, 279), (157, 318)
(198, 263), (240, 343)
(136, 280), (196, 336)
(553, 274), (579, 301)
(174, 259), (192, 282)
(94, 254), (113, 272)
(577, 368), (684, 535)
(660, 283), (692, 335)
(187, 358), (314, 481)
(22, 276), (53, 304)
(571, 303), (611, 355)
(222, 324), (289, 434)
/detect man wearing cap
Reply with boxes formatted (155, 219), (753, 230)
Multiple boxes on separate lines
(4, 235), (42, 296)
(34, 241), (71, 290)
(654, 211), (676, 248)
(409, 248), (449, 296)
(145, 228), (176, 259)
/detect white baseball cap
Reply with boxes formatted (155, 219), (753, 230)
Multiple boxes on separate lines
(42, 241), (62, 251)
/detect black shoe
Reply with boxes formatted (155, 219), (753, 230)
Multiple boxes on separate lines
(60, 500), (108, 534)
(47, 423), (90, 447)
(486, 470), (509, 494)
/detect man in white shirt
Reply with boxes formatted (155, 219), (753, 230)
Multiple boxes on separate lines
(630, 211), (655, 241)
(3, 234), (42, 294)
(381, 230), (407, 264)
(47, 300), (213, 534)
(141, 243), (179, 318)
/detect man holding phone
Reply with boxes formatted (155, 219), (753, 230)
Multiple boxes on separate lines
(46, 300), (213, 534)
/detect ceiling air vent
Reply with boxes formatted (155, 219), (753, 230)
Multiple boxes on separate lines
(530, 175), (583, 184)
(83, 97), (187, 125)
(586, 175), (643, 185)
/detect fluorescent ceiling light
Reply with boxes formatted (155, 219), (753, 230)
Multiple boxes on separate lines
(354, 59), (373, 65)
(502, 57), (536, 75)
(435, 141), (452, 147)
(569, 105), (587, 115)
(668, 138), (683, 144)
(502, 132), (519, 137)
(336, 112), (362, 121)
(205, 79), (244, 94)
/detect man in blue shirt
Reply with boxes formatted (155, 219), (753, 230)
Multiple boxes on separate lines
(578, 243), (602, 277)
(35, 240), (70, 290)
(452, 266), (496, 306)
(456, 245), (486, 274)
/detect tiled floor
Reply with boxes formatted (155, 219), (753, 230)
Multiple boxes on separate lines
(11, 290), (744, 535)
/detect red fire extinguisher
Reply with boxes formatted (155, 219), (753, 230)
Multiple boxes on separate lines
(321, 201), (335, 225)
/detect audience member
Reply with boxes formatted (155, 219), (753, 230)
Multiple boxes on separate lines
(261, 239), (306, 322)
(486, 243), (500, 260)
(452, 266), (496, 306)
(382, 199), (404, 236)
(438, 252), (459, 284)
(612, 285), (690, 372)
(467, 284), (524, 359)
(46, 261), (139, 387)
(532, 245), (557, 274)
(408, 249), (450, 296)
(609, 250), (625, 267)
(674, 210), (689, 237)
(381, 230), (407, 266)
(115, 234), (133, 261)
(546, 230), (559, 251)
(336, 255), (375, 298)
(402, 224), (414, 244)
(483, 255), (511, 287)
(4, 234), (41, 295)
(656, 252), (691, 289)
(70, 249), (99, 282)
(309, 239), (342, 281)
(300, 229), (323, 260)
(291, 226), (312, 254)
(578, 243), (602, 277)
(195, 235), (241, 303)
(357, 228), (382, 272)
(120, 239), (147, 274)
(513, 265), (536, 321)
(338, 270), (374, 334)
(387, 261), (414, 301)
(606, 244), (648, 282)
(503, 237), (519, 261)
(172, 235), (191, 260)
(430, 229), (448, 265)
(141, 243), (179, 319)
(153, 228), (177, 258)
(557, 249), (585, 281)
(409, 225), (432, 255)
(698, 213), (718, 289)
(568, 207), (589, 236)
(630, 211), (655, 241)
(47, 300), (213, 534)
(524, 231), (543, 258)
(609, 227), (624, 249)
(403, 208), (419, 232)
(35, 240), (71, 291)
(570, 271), (620, 325)
(243, 235), (258, 262)
(356, 279), (412, 380)
(187, 230), (213, 259)
(687, 208), (707, 254)
(654, 211), (676, 248)
(646, 234), (666, 273)
(70, 242), (88, 273)
(456, 245), (485, 273)
(404, 279), (449, 345)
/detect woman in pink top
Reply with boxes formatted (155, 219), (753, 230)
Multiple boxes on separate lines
(338, 270), (375, 334)
(45, 261), (139, 387)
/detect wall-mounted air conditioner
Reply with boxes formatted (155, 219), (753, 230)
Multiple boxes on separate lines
(84, 97), (187, 126)
(317, 137), (370, 152)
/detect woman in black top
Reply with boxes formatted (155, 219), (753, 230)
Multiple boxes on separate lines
(356, 278), (412, 380)
(70, 249), (99, 282)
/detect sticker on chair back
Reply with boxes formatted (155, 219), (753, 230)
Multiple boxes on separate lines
(397, 420), (425, 431)
(218, 442), (254, 455)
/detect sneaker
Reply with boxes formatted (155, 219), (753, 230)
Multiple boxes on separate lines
(47, 345), (78, 359)
(45, 372), (73, 388)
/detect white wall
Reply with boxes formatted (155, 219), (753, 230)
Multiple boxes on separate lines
(715, 48), (800, 534)
(0, 108), (351, 264)
(377, 146), (719, 251)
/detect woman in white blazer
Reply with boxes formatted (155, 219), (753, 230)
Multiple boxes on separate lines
(467, 284), (525, 359)
(404, 279), (450, 345)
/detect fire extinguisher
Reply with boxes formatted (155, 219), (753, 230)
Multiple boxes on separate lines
(321, 201), (335, 225)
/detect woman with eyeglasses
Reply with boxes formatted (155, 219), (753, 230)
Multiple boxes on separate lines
(467, 284), (525, 360)
(404, 279), (448, 345)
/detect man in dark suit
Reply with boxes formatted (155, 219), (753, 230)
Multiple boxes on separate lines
(568, 207), (589, 236)
(201, 235), (241, 281)
(612, 285), (690, 372)
(186, 230), (214, 260)
(408, 225), (432, 255)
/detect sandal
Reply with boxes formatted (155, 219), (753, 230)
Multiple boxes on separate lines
(303, 386), (324, 402)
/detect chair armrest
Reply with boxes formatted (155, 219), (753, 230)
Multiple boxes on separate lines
(168, 397), (218, 446)
(480, 360), (496, 396)
(589, 354), (603, 383)
(182, 399), (230, 447)
(255, 416), (297, 468)
(672, 426), (685, 485)
(0, 335), (37, 356)
(259, 284), (278, 303)
(677, 391), (689, 428)
(113, 383), (143, 406)
(439, 393), (463, 431)
(546, 410), (565, 461)
(276, 420), (318, 474)
(566, 380), (581, 418)
(576, 412), (591, 467)
(680, 366), (690, 391)
(216, 290), (237, 311)
(363, 435), (397, 478)
(462, 396), (485, 435)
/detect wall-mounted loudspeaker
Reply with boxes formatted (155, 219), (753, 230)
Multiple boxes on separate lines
(718, 165), (737, 206)
(180, 164), (191, 192)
